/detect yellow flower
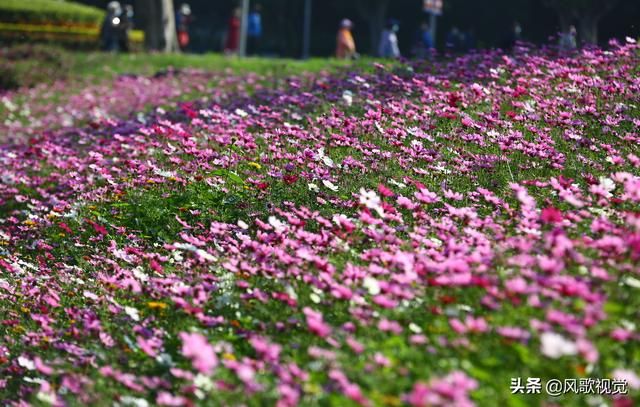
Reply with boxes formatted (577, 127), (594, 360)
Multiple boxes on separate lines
(23, 220), (36, 227)
(222, 353), (236, 361)
(248, 162), (262, 170)
(147, 301), (167, 310)
(303, 383), (321, 395)
(380, 395), (401, 406)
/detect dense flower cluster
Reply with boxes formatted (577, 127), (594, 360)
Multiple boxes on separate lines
(0, 40), (639, 405)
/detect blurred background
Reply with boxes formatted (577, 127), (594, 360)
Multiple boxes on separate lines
(0, 0), (638, 58)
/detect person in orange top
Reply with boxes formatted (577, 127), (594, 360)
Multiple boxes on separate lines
(336, 19), (356, 59)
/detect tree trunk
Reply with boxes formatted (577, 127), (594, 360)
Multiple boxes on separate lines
(556, 9), (572, 35)
(135, 0), (178, 52)
(578, 13), (599, 45)
(162, 0), (179, 52)
(356, 0), (389, 55)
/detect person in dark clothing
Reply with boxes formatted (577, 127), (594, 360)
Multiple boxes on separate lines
(176, 3), (193, 51)
(117, 4), (134, 53)
(445, 27), (464, 53)
(502, 21), (522, 51)
(414, 21), (434, 59)
(100, 1), (122, 52)
(463, 28), (476, 51)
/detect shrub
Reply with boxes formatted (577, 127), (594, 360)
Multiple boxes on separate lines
(0, 0), (104, 26)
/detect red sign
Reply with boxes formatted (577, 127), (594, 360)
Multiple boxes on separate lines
(423, 0), (443, 15)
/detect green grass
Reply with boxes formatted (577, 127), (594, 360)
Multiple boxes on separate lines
(69, 52), (383, 78)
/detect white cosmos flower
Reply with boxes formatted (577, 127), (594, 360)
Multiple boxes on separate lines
(598, 177), (616, 193)
(154, 169), (175, 178)
(540, 332), (578, 359)
(268, 216), (287, 233)
(18, 356), (35, 370)
(342, 90), (353, 106)
(124, 306), (140, 322)
(363, 277), (381, 295)
(234, 108), (248, 117)
(37, 388), (57, 405)
(308, 183), (319, 192)
(359, 188), (385, 217)
(119, 396), (150, 407)
(388, 179), (406, 189)
(322, 180), (339, 191)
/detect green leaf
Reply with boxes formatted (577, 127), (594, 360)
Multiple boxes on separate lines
(227, 172), (245, 185)
(603, 301), (622, 316)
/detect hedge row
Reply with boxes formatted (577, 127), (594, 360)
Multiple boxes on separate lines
(0, 22), (145, 46)
(0, 0), (104, 26)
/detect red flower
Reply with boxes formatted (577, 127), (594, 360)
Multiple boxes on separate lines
(540, 207), (563, 224)
(86, 219), (108, 236)
(58, 222), (73, 234)
(283, 175), (298, 185)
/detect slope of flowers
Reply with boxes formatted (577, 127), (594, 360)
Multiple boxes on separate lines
(0, 67), (275, 140)
(0, 41), (639, 406)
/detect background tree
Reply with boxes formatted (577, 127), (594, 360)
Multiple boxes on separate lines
(135, 0), (179, 52)
(77, 0), (640, 55)
(542, 0), (620, 44)
(355, 0), (390, 55)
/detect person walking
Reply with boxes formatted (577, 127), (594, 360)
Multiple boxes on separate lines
(100, 1), (122, 52)
(176, 3), (192, 51)
(445, 26), (463, 53)
(559, 25), (577, 51)
(225, 7), (241, 55)
(414, 21), (434, 59)
(463, 27), (476, 51)
(117, 4), (134, 52)
(378, 20), (401, 58)
(502, 21), (522, 51)
(247, 4), (263, 56)
(336, 19), (356, 60)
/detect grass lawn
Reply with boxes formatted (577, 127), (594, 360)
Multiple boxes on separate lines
(70, 51), (379, 78)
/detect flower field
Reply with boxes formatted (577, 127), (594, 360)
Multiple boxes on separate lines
(0, 40), (639, 406)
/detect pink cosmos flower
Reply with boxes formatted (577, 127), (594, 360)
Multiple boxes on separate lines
(612, 369), (640, 390)
(157, 392), (188, 406)
(303, 307), (331, 338)
(179, 332), (218, 374)
(414, 188), (440, 204)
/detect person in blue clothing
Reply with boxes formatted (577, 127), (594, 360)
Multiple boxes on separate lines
(445, 26), (464, 53)
(414, 21), (434, 59)
(247, 4), (263, 56)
